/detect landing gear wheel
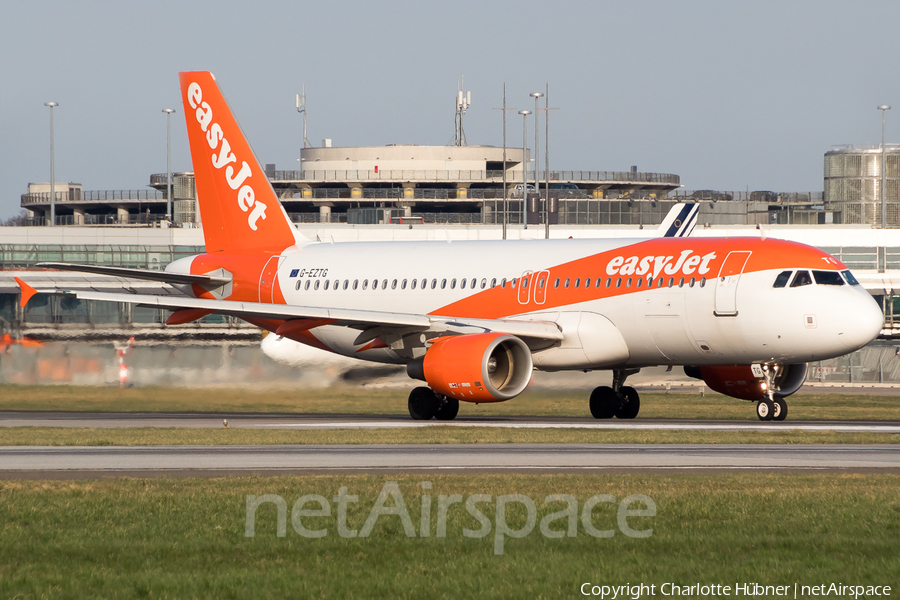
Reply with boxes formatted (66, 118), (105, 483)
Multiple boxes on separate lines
(434, 396), (459, 421)
(616, 386), (641, 419)
(772, 398), (787, 421)
(590, 386), (618, 419)
(756, 399), (775, 421)
(408, 387), (438, 420)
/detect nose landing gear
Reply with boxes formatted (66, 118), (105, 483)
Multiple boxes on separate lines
(755, 365), (788, 421)
(589, 369), (641, 419)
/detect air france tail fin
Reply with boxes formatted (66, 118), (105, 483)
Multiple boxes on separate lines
(656, 203), (699, 238)
(179, 71), (309, 253)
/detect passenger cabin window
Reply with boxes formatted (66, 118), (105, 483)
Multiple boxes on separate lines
(772, 271), (792, 288)
(790, 270), (813, 287)
(842, 270), (860, 285)
(459, 279), (465, 289)
(813, 270), (844, 286)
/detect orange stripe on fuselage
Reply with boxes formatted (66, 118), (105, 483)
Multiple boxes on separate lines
(431, 237), (843, 320)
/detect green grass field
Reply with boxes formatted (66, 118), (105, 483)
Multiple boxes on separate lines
(1, 473), (897, 599)
(1, 384), (899, 421)
(1, 425), (898, 447)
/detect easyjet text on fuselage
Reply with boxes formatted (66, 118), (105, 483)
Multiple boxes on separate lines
(605, 249), (717, 279)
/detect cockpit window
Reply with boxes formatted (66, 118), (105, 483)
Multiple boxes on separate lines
(813, 270), (844, 286)
(842, 269), (860, 286)
(772, 271), (792, 288)
(790, 270), (813, 287)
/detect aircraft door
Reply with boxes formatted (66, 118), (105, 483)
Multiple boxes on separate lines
(714, 251), (752, 317)
(533, 270), (550, 305)
(517, 271), (533, 305)
(259, 255), (285, 303)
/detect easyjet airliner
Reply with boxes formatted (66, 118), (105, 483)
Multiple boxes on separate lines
(17, 72), (884, 422)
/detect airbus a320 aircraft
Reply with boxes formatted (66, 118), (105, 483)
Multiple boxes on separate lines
(17, 71), (884, 422)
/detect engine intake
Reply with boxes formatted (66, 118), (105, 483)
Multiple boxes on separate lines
(407, 333), (533, 403)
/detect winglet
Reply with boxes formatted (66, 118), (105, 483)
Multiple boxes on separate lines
(14, 277), (38, 308)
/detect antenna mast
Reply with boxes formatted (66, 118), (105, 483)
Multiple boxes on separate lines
(296, 87), (311, 149)
(455, 79), (471, 147)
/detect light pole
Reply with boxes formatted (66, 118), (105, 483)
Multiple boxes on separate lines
(878, 105), (891, 229)
(518, 110), (531, 228)
(530, 92), (543, 210)
(162, 108), (176, 224)
(44, 102), (58, 226)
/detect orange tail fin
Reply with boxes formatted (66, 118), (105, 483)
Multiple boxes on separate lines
(179, 71), (305, 254)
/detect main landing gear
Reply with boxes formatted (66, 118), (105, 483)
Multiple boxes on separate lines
(755, 366), (787, 421)
(408, 386), (459, 421)
(589, 369), (641, 419)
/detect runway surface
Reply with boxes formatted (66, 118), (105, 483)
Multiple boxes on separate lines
(2, 411), (900, 433)
(1, 443), (899, 478)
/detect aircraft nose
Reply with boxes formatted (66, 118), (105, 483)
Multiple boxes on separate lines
(839, 292), (884, 351)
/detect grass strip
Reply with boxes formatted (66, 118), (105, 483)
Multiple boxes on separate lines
(2, 384), (900, 421)
(1, 473), (898, 598)
(0, 425), (897, 446)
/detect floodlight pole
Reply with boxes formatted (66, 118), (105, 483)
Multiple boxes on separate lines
(878, 105), (891, 229)
(44, 102), (58, 226)
(519, 110), (531, 229)
(163, 108), (176, 224)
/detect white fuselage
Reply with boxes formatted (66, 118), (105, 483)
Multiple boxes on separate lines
(258, 236), (883, 370)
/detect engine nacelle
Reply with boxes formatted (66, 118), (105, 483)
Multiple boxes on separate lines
(407, 333), (533, 403)
(684, 363), (808, 401)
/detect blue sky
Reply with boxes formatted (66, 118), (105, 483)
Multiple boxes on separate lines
(1, 0), (898, 218)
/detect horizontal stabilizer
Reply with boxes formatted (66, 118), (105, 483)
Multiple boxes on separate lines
(36, 263), (232, 287)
